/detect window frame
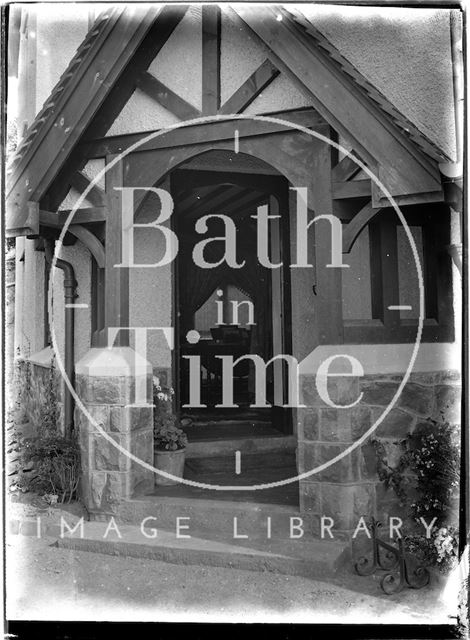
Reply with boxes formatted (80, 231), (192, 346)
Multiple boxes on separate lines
(342, 204), (454, 344)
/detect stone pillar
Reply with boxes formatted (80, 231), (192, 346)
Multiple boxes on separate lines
(74, 347), (154, 520)
(297, 373), (375, 542)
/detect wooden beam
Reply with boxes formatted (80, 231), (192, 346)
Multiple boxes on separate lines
(80, 108), (325, 158)
(369, 214), (400, 330)
(43, 5), (189, 214)
(40, 207), (106, 227)
(372, 185), (444, 208)
(218, 59), (280, 115)
(342, 201), (377, 253)
(235, 6), (442, 198)
(332, 179), (371, 200)
(202, 4), (221, 114)
(309, 134), (344, 344)
(224, 193), (268, 219)
(331, 155), (362, 182)
(177, 185), (215, 212)
(70, 171), (105, 207)
(174, 169), (283, 193)
(104, 156), (129, 347)
(7, 8), (160, 235)
(135, 71), (202, 121)
(179, 186), (245, 219)
(126, 123), (331, 215)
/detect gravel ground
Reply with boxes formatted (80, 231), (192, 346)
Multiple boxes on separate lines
(5, 528), (459, 624)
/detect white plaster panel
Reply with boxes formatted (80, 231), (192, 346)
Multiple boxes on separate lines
(129, 195), (173, 369)
(148, 5), (202, 110)
(59, 187), (94, 211)
(82, 158), (106, 191)
(23, 240), (45, 354)
(244, 74), (312, 115)
(220, 8), (266, 104)
(106, 88), (180, 137)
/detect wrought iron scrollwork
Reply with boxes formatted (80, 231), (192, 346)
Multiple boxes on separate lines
(354, 517), (430, 594)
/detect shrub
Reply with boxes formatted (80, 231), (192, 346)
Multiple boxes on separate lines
(404, 526), (459, 574)
(15, 357), (81, 503)
(19, 434), (80, 503)
(371, 419), (460, 573)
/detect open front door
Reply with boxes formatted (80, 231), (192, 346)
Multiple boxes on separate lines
(171, 159), (292, 436)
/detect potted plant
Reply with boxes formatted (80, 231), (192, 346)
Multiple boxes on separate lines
(153, 378), (188, 486)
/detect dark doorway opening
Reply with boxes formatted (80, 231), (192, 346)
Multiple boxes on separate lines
(171, 157), (293, 442)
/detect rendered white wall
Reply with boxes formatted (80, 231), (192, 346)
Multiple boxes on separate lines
(33, 5), (89, 117)
(148, 5), (202, 110)
(129, 187), (173, 369)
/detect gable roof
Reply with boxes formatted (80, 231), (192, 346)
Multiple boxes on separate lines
(7, 8), (120, 185)
(6, 5), (180, 236)
(6, 4), (453, 237)
(234, 5), (445, 194)
(289, 7), (454, 163)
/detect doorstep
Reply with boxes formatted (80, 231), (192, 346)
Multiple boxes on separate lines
(117, 495), (306, 537)
(55, 519), (347, 580)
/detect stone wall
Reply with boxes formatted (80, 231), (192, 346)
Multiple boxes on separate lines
(74, 348), (154, 520)
(297, 370), (461, 541)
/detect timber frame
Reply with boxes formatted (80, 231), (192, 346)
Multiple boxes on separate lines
(6, 4), (456, 349)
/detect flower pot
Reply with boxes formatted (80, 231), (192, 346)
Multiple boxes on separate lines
(154, 448), (186, 486)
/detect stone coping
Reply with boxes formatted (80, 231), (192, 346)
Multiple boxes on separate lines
(23, 346), (55, 369)
(299, 343), (460, 375)
(75, 347), (152, 377)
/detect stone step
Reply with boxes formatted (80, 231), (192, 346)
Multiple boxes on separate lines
(119, 496), (310, 539)
(56, 520), (346, 580)
(185, 450), (295, 474)
(185, 434), (296, 459)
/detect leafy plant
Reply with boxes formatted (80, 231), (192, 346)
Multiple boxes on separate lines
(371, 418), (460, 573)
(370, 439), (409, 506)
(153, 377), (188, 452)
(404, 526), (459, 574)
(15, 357), (81, 503)
(19, 434), (80, 503)
(372, 419), (459, 525)
(406, 421), (460, 522)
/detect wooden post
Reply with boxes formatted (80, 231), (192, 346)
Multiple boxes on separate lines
(104, 155), (129, 347)
(310, 135), (344, 345)
(202, 4), (221, 115)
(371, 211), (400, 336)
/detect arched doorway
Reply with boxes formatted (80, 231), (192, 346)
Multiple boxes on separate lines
(125, 124), (325, 505)
(171, 150), (293, 439)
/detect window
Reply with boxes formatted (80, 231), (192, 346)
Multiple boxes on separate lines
(342, 203), (453, 343)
